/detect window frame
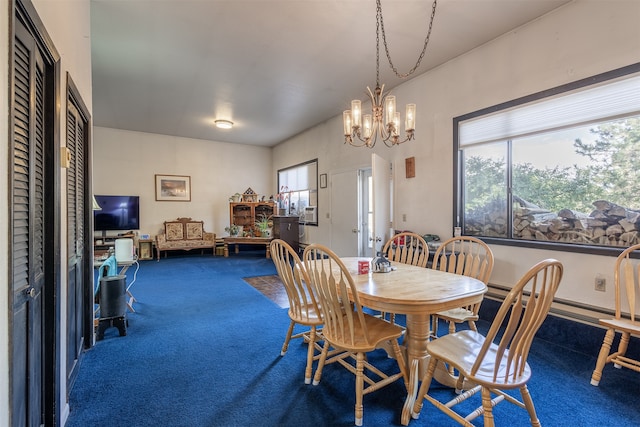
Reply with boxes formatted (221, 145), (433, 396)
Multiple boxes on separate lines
(277, 158), (318, 226)
(453, 62), (640, 256)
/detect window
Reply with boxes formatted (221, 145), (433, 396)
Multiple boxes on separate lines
(455, 63), (640, 254)
(277, 159), (318, 225)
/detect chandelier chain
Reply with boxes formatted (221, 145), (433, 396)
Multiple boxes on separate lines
(377, 0), (438, 79)
(375, 8), (381, 87)
(343, 0), (433, 148)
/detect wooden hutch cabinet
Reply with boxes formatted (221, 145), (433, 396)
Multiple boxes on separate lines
(229, 202), (277, 234)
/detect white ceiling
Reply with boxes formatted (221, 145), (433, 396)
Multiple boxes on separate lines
(90, 0), (571, 147)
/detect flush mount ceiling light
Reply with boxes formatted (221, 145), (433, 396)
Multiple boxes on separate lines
(214, 119), (234, 129)
(343, 0), (438, 148)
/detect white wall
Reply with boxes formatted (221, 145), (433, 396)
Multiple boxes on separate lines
(93, 126), (274, 237)
(273, 0), (640, 314)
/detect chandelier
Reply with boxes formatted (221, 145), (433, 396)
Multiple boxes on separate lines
(343, 0), (438, 148)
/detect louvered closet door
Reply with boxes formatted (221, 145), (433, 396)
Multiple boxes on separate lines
(12, 19), (46, 427)
(66, 99), (87, 385)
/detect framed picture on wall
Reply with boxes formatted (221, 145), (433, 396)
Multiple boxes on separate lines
(155, 174), (191, 201)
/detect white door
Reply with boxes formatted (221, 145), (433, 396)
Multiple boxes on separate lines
(330, 170), (360, 256)
(371, 153), (392, 257)
(360, 168), (373, 256)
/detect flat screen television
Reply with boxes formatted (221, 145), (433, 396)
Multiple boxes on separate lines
(94, 195), (140, 232)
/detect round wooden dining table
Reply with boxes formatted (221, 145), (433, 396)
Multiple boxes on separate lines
(338, 257), (487, 424)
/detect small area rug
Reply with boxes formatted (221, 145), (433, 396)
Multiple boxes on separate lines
(243, 275), (289, 308)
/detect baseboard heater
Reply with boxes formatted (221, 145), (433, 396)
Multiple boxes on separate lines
(485, 283), (616, 327)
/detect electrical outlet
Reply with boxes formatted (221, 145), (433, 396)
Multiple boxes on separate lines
(595, 275), (606, 292)
(402, 213), (407, 222)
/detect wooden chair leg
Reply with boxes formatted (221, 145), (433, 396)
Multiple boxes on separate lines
(281, 320), (295, 356)
(615, 332), (631, 368)
(355, 352), (365, 426)
(448, 320), (456, 335)
(312, 341), (330, 385)
(446, 319), (457, 376)
(391, 340), (409, 390)
(411, 357), (438, 419)
(304, 326), (317, 384)
(520, 385), (541, 427)
(481, 386), (496, 427)
(454, 369), (466, 394)
(431, 315), (439, 338)
(591, 328), (615, 386)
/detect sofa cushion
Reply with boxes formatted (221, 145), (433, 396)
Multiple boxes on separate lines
(186, 221), (204, 240)
(165, 222), (184, 241)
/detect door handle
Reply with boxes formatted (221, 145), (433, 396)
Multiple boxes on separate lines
(26, 287), (36, 298)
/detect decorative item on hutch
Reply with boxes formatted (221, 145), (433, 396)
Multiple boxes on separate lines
(242, 187), (258, 202)
(254, 214), (273, 238)
(225, 224), (241, 237)
(276, 186), (289, 216)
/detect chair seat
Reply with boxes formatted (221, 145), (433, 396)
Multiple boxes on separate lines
(427, 330), (532, 388)
(435, 307), (478, 322)
(324, 313), (405, 353)
(598, 318), (640, 335)
(289, 304), (322, 326)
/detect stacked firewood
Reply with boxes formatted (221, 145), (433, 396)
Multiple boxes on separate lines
(466, 198), (640, 246)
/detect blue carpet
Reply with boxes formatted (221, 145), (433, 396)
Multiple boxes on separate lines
(67, 253), (640, 426)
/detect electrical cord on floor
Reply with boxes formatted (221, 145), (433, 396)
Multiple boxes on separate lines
(126, 259), (140, 293)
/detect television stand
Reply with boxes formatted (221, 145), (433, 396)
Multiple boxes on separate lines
(94, 234), (125, 253)
(94, 236), (117, 257)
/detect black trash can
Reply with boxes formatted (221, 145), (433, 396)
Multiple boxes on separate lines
(99, 274), (126, 319)
(96, 274), (127, 340)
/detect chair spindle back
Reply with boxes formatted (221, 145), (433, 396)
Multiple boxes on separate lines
(303, 244), (371, 348)
(473, 259), (563, 383)
(432, 236), (494, 285)
(382, 232), (429, 268)
(270, 239), (319, 322)
(614, 243), (640, 322)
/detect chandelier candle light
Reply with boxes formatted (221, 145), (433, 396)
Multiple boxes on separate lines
(343, 0), (437, 148)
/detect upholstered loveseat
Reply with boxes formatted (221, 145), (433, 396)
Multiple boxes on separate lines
(155, 217), (215, 260)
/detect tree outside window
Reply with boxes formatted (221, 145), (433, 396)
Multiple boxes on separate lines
(456, 64), (640, 253)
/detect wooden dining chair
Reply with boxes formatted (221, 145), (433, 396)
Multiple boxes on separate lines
(590, 243), (640, 386)
(381, 232), (429, 324)
(270, 239), (324, 384)
(408, 259), (563, 427)
(303, 243), (409, 427)
(382, 232), (430, 268)
(430, 236), (494, 337)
